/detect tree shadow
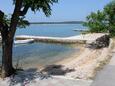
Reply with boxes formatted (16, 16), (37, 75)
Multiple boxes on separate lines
(41, 64), (75, 76)
(9, 68), (52, 86)
(2, 65), (75, 86)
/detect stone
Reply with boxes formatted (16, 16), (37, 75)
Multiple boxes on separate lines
(87, 35), (110, 49)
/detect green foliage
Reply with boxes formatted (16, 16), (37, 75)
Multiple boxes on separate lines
(2, 0), (58, 29)
(104, 0), (115, 37)
(84, 10), (107, 33)
(84, 0), (115, 37)
(13, 0), (58, 17)
(17, 17), (30, 28)
(3, 15), (30, 28)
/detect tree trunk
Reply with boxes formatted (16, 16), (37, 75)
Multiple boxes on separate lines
(0, 0), (23, 78)
(1, 37), (15, 78)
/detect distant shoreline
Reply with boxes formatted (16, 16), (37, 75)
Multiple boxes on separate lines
(30, 21), (84, 24)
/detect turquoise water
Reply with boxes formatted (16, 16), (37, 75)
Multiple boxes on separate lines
(0, 24), (87, 68)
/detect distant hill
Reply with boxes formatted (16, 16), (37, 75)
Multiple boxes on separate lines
(30, 21), (84, 24)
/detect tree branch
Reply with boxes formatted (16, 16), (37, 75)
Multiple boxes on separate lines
(0, 10), (4, 19)
(0, 10), (9, 38)
(0, 10), (4, 28)
(20, 5), (29, 16)
(9, 0), (23, 38)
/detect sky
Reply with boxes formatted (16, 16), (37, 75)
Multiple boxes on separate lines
(0, 0), (113, 22)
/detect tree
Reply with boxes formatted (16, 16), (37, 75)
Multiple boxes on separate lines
(104, 1), (115, 36)
(0, 0), (58, 78)
(84, 0), (115, 37)
(84, 10), (107, 33)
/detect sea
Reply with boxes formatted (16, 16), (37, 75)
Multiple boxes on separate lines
(0, 24), (87, 68)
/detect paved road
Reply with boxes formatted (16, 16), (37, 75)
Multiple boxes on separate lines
(91, 52), (115, 86)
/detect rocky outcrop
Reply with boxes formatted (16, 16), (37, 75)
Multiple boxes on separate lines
(87, 35), (110, 49)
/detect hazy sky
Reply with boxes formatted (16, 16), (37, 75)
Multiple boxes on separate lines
(0, 0), (112, 22)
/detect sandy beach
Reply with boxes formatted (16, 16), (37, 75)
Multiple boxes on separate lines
(59, 47), (112, 80)
(42, 33), (113, 80)
(0, 33), (113, 86)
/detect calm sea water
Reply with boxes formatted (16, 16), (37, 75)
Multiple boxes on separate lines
(16, 24), (86, 37)
(0, 24), (87, 68)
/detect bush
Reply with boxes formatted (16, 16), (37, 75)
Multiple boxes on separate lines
(84, 0), (115, 37)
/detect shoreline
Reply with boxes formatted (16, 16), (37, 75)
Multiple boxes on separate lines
(0, 33), (112, 86)
(20, 44), (83, 70)
(40, 34), (113, 80)
(14, 33), (112, 80)
(56, 44), (85, 65)
(37, 44), (84, 70)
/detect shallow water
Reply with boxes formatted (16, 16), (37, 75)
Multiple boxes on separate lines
(13, 43), (80, 68)
(0, 24), (87, 68)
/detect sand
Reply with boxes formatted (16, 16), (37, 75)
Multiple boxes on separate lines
(62, 48), (111, 79)
(54, 39), (113, 80)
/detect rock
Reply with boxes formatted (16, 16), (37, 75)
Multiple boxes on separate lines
(87, 35), (110, 49)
